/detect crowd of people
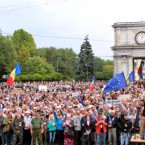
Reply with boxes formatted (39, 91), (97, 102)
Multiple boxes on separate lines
(0, 80), (144, 145)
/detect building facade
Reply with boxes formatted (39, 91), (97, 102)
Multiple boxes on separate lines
(112, 22), (145, 78)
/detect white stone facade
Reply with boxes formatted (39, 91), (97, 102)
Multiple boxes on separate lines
(112, 22), (145, 77)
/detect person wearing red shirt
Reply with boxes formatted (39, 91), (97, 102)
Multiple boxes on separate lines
(95, 112), (107, 145)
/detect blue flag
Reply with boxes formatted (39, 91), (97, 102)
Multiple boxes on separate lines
(15, 63), (22, 75)
(104, 72), (127, 93)
(129, 71), (134, 83)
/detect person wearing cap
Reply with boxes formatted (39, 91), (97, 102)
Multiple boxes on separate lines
(23, 110), (32, 145)
(11, 113), (24, 145)
(117, 112), (132, 145)
(30, 111), (43, 145)
(107, 110), (118, 145)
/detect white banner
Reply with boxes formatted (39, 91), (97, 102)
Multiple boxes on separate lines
(39, 85), (47, 92)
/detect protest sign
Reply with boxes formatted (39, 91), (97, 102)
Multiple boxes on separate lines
(39, 85), (47, 92)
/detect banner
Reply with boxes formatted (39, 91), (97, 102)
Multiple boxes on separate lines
(118, 94), (131, 100)
(105, 99), (121, 105)
(39, 85), (47, 92)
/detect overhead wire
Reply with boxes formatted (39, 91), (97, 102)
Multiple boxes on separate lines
(0, 0), (67, 12)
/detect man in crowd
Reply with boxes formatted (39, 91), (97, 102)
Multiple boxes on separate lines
(23, 110), (32, 145)
(30, 111), (43, 145)
(118, 112), (132, 145)
(0, 108), (4, 145)
(107, 110), (118, 145)
(12, 113), (24, 145)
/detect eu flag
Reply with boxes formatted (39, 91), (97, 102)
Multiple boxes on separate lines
(15, 63), (22, 75)
(104, 72), (127, 93)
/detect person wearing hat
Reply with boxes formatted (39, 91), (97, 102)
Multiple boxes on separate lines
(23, 110), (32, 145)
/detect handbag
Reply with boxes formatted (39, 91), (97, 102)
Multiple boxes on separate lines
(67, 127), (74, 138)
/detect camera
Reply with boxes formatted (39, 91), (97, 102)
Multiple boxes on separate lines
(137, 107), (141, 111)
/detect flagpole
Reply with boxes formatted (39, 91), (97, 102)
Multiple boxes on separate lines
(17, 88), (19, 107)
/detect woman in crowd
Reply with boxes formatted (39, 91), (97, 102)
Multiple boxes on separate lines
(54, 109), (66, 145)
(82, 115), (93, 145)
(47, 114), (57, 145)
(63, 114), (74, 145)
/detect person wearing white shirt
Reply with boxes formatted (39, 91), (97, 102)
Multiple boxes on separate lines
(23, 111), (32, 145)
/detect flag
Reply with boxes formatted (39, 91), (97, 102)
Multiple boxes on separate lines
(138, 61), (143, 79)
(7, 63), (22, 86)
(1, 74), (8, 79)
(126, 71), (134, 84)
(15, 63), (22, 75)
(104, 72), (127, 93)
(89, 76), (95, 91)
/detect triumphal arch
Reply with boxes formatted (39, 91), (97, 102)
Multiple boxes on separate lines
(112, 22), (145, 78)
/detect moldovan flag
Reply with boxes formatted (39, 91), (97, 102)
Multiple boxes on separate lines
(89, 76), (95, 91)
(138, 61), (143, 80)
(7, 63), (22, 86)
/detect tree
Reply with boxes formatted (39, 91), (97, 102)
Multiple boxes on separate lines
(37, 47), (78, 80)
(103, 65), (113, 79)
(0, 35), (16, 74)
(17, 46), (30, 72)
(76, 36), (94, 81)
(25, 56), (55, 74)
(94, 57), (105, 72)
(11, 29), (36, 56)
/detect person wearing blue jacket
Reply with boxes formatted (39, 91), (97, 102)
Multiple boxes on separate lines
(54, 110), (66, 145)
(47, 114), (57, 145)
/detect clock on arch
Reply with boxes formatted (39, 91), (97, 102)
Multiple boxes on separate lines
(135, 31), (145, 45)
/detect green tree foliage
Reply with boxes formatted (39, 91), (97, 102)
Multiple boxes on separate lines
(94, 57), (105, 72)
(25, 56), (55, 74)
(0, 35), (16, 74)
(76, 36), (94, 81)
(37, 47), (78, 80)
(11, 29), (36, 56)
(102, 65), (113, 79)
(17, 46), (30, 72)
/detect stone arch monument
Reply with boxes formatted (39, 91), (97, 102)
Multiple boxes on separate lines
(112, 22), (145, 78)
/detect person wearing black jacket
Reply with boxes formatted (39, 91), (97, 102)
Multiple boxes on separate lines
(107, 110), (118, 145)
(117, 112), (132, 145)
(81, 115), (93, 145)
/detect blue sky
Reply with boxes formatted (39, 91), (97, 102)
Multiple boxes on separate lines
(0, 0), (145, 60)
